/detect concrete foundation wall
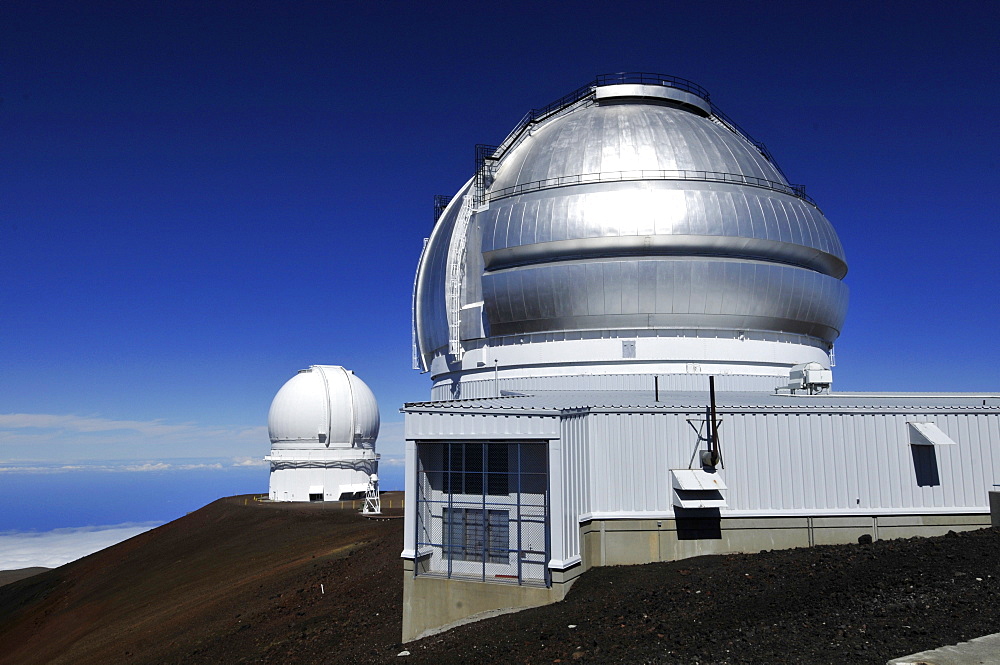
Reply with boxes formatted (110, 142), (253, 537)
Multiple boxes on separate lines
(580, 513), (991, 568)
(402, 559), (579, 642)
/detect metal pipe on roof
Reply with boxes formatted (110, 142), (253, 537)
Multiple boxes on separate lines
(709, 376), (720, 467)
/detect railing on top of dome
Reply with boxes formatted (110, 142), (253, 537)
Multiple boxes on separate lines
(482, 72), (793, 193)
(433, 194), (453, 224)
(473, 144), (500, 207)
(486, 168), (817, 209)
(708, 107), (791, 183)
(490, 73), (706, 166)
(593, 72), (711, 98)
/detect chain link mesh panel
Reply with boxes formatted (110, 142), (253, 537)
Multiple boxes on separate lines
(415, 441), (549, 586)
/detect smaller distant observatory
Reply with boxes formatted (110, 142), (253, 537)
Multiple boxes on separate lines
(266, 365), (380, 504)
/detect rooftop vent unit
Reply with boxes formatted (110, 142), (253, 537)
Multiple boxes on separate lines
(787, 362), (833, 395)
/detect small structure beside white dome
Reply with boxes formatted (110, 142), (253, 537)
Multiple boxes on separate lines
(265, 365), (380, 503)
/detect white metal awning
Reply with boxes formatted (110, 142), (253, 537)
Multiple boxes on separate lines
(907, 422), (957, 446)
(670, 469), (727, 509)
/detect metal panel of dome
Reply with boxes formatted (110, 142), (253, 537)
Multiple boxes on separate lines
(482, 260), (847, 343)
(481, 186), (845, 270)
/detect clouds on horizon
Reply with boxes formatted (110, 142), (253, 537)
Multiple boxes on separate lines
(0, 411), (405, 470)
(0, 412), (265, 444)
(0, 411), (270, 463)
(0, 522), (162, 570)
(0, 460), (240, 474)
(0, 411), (405, 491)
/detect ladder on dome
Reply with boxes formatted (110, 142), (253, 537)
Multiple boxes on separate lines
(412, 236), (429, 371)
(445, 194), (475, 360)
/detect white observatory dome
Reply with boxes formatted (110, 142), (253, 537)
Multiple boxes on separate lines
(413, 74), (849, 399)
(268, 365), (379, 450)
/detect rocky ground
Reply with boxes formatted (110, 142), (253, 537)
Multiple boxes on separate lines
(1, 496), (998, 665)
(400, 527), (1000, 665)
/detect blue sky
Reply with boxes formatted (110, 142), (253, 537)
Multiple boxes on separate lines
(2, 2), (998, 554)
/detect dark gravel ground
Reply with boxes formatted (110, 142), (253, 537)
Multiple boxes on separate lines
(2, 497), (997, 665)
(397, 527), (1000, 665)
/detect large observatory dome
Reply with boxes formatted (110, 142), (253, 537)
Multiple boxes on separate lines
(414, 74), (849, 399)
(268, 365), (379, 450)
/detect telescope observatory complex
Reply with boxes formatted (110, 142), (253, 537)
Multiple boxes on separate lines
(397, 73), (1000, 641)
(266, 365), (380, 506)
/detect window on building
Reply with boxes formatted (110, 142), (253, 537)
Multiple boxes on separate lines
(443, 507), (509, 563)
(443, 442), (510, 495)
(415, 440), (549, 586)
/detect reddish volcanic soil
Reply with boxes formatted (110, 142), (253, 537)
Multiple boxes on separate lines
(0, 495), (406, 665)
(1, 495), (998, 665)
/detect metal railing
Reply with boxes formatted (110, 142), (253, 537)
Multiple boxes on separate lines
(249, 495), (404, 509)
(487, 168), (816, 208)
(433, 194), (452, 224)
(709, 108), (789, 182)
(501, 73), (712, 156)
(594, 71), (710, 99)
(473, 144), (500, 207)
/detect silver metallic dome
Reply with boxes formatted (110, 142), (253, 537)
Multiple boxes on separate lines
(414, 74), (849, 395)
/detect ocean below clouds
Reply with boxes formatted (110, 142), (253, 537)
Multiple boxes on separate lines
(0, 461), (267, 570)
(0, 522), (161, 570)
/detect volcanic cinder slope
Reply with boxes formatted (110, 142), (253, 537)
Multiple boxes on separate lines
(0, 495), (406, 665)
(1, 495), (998, 665)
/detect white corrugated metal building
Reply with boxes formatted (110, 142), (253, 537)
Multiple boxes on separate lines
(399, 74), (1000, 640)
(401, 389), (999, 638)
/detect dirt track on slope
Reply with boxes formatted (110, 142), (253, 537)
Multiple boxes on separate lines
(1, 495), (997, 664)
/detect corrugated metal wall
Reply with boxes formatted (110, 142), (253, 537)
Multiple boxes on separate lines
(584, 409), (1000, 517)
(405, 403), (999, 570)
(556, 413), (590, 565)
